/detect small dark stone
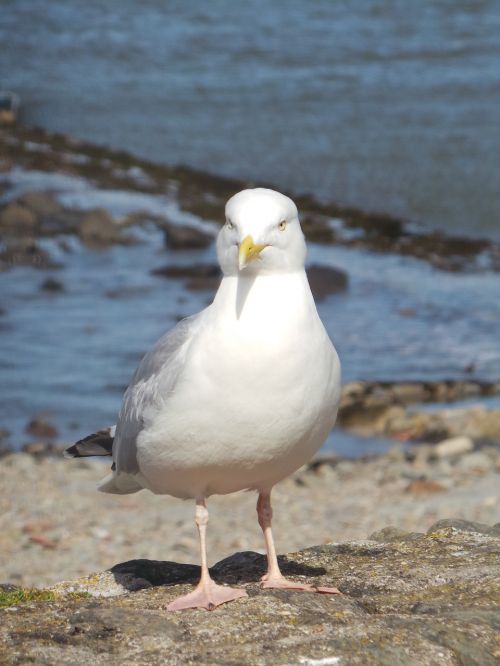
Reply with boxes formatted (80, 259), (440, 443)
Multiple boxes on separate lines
(162, 221), (214, 250)
(18, 191), (62, 217)
(151, 263), (221, 291)
(25, 417), (58, 440)
(105, 286), (151, 299)
(40, 277), (64, 293)
(0, 238), (61, 271)
(21, 442), (64, 457)
(405, 479), (446, 494)
(306, 264), (348, 302)
(0, 434), (13, 458)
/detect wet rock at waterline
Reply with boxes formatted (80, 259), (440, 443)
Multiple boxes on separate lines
(0, 202), (38, 235)
(151, 263), (221, 291)
(306, 264), (348, 301)
(151, 262), (348, 302)
(0, 238), (61, 271)
(78, 209), (132, 249)
(2, 123), (500, 272)
(162, 220), (214, 250)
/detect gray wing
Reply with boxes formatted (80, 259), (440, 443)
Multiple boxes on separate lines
(113, 311), (206, 474)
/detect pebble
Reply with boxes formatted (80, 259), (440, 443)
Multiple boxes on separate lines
(435, 436), (474, 458)
(25, 417), (58, 439)
(1, 442), (499, 588)
(457, 451), (492, 474)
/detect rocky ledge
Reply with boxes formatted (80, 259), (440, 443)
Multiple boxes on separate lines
(1, 520), (499, 665)
(2, 123), (500, 272)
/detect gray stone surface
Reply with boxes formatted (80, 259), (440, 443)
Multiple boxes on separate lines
(1, 524), (499, 665)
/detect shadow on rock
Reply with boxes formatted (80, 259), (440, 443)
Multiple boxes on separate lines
(110, 551), (327, 591)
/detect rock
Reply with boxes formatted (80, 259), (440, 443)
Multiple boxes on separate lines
(18, 191), (63, 217)
(151, 263), (221, 291)
(398, 307), (416, 317)
(162, 221), (214, 250)
(105, 286), (151, 299)
(465, 408), (500, 440)
(457, 451), (492, 474)
(305, 264), (348, 302)
(489, 523), (500, 537)
(1, 528), (498, 664)
(50, 569), (154, 599)
(427, 518), (493, 536)
(21, 441), (64, 458)
(0, 238), (60, 271)
(300, 213), (336, 243)
(153, 262), (347, 299)
(389, 383), (427, 403)
(434, 435), (474, 458)
(40, 277), (65, 293)
(0, 202), (38, 235)
(338, 384), (500, 443)
(78, 209), (123, 248)
(25, 417), (58, 439)
(405, 479), (446, 494)
(0, 428), (12, 458)
(368, 526), (423, 542)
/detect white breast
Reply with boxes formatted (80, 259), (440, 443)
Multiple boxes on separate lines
(136, 271), (341, 499)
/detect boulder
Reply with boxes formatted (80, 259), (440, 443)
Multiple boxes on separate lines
(151, 263), (221, 291)
(162, 221), (214, 250)
(0, 202), (38, 235)
(0, 526), (498, 664)
(305, 264), (348, 302)
(18, 191), (63, 217)
(78, 209), (123, 248)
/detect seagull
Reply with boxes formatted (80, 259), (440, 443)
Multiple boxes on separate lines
(66, 188), (341, 611)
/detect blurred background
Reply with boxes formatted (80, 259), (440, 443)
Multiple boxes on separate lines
(2, 0), (500, 237)
(0, 0), (500, 454)
(0, 0), (499, 585)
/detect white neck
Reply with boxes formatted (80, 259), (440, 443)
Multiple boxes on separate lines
(213, 270), (317, 324)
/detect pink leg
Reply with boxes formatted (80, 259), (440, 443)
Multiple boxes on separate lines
(167, 499), (248, 611)
(257, 491), (341, 595)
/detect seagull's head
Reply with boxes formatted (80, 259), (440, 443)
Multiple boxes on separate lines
(217, 188), (306, 276)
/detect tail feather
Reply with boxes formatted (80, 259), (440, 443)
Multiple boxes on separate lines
(98, 471), (143, 494)
(66, 425), (143, 495)
(64, 426), (115, 458)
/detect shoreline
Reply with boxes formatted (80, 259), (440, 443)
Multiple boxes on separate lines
(2, 122), (499, 272)
(2, 377), (499, 458)
(1, 123), (498, 591)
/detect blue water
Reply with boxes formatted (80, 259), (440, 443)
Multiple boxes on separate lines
(1, 0), (500, 238)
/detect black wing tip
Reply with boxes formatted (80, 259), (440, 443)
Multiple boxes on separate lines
(63, 443), (80, 459)
(64, 428), (114, 458)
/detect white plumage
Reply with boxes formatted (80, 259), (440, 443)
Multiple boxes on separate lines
(71, 188), (342, 610)
(101, 188), (340, 498)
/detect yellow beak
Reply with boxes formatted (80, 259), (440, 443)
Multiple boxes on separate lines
(238, 235), (267, 270)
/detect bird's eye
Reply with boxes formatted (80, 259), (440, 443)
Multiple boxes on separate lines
(278, 220), (287, 231)
(226, 220), (234, 230)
